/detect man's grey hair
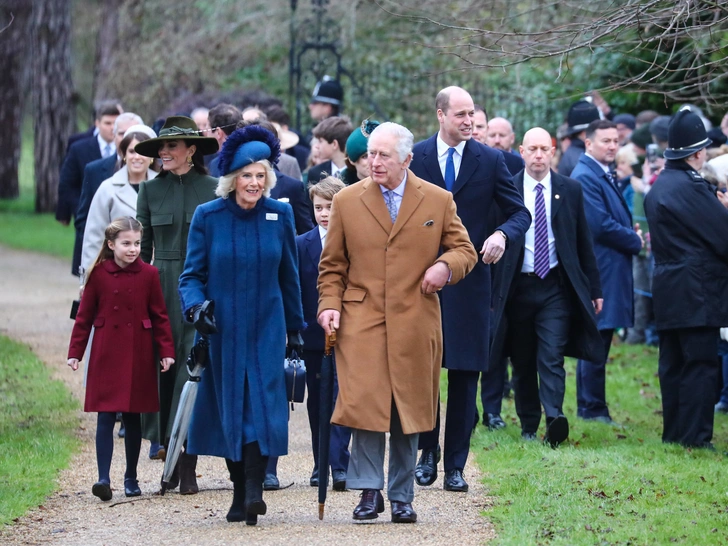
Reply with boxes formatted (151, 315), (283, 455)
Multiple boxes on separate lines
(114, 112), (143, 135)
(368, 122), (414, 162)
(215, 159), (277, 199)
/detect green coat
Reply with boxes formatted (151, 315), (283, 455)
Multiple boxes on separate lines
(136, 169), (218, 444)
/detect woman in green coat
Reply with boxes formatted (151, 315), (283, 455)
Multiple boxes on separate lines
(135, 116), (219, 494)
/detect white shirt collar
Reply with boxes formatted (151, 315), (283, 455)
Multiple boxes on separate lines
(97, 134), (115, 156)
(436, 134), (466, 158)
(523, 169), (552, 191)
(585, 153), (610, 174)
(379, 171), (408, 197)
(318, 224), (327, 241)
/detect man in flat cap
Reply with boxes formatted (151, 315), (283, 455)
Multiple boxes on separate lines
(644, 106), (728, 449)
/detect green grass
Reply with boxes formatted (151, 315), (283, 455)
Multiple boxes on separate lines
(465, 344), (728, 545)
(0, 124), (75, 260)
(0, 336), (80, 526)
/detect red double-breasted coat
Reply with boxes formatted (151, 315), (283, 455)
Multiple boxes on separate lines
(68, 258), (175, 413)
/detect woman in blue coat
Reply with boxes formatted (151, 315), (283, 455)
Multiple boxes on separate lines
(179, 126), (304, 525)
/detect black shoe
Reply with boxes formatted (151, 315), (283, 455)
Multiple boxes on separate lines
(332, 469), (347, 491)
(92, 481), (112, 501)
(352, 489), (384, 520)
(391, 500), (417, 523)
(226, 481), (246, 522)
(309, 466), (319, 487)
(715, 401), (728, 414)
(521, 431), (537, 441)
(263, 473), (280, 491)
(443, 469), (469, 492)
(581, 415), (624, 428)
(178, 453), (198, 495)
(544, 415), (569, 448)
(414, 445), (440, 486)
(117, 422), (125, 439)
(124, 478), (141, 497)
(243, 442), (268, 520)
(484, 413), (506, 431)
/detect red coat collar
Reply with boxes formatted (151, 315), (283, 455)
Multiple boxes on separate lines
(101, 258), (143, 274)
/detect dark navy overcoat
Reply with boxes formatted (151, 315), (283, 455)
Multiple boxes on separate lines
(179, 196), (304, 460)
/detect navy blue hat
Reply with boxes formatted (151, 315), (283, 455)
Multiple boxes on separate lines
(664, 106), (712, 160)
(649, 116), (671, 143)
(217, 125), (281, 177)
(311, 76), (343, 106)
(613, 113), (636, 130)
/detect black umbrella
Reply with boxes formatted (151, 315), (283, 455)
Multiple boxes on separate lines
(160, 301), (215, 495)
(317, 329), (337, 520)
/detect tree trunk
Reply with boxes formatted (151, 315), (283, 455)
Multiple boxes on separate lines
(91, 0), (123, 103)
(0, 3), (30, 200)
(31, 0), (74, 213)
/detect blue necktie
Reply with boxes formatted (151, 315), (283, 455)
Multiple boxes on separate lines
(103, 143), (112, 158)
(384, 190), (398, 223)
(533, 183), (549, 279)
(444, 148), (456, 191)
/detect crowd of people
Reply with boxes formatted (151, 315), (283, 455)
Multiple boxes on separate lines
(61, 77), (728, 526)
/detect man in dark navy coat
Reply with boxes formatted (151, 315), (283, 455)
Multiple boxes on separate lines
(491, 128), (603, 447)
(410, 86), (530, 492)
(570, 119), (643, 425)
(645, 107), (728, 448)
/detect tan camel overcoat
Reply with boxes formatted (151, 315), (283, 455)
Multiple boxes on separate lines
(317, 170), (477, 434)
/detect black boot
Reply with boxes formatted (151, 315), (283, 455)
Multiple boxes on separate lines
(243, 442), (268, 521)
(226, 480), (246, 522)
(179, 452), (199, 495)
(161, 454), (179, 490)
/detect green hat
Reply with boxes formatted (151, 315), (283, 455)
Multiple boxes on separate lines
(346, 119), (380, 162)
(134, 116), (219, 158)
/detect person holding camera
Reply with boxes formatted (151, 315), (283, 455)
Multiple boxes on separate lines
(644, 107), (728, 449)
(178, 125), (304, 525)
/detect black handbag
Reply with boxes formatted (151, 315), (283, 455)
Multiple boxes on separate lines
(284, 351), (306, 409)
(70, 299), (80, 320)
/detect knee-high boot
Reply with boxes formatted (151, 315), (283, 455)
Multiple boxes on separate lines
(179, 452), (199, 495)
(243, 442), (268, 520)
(225, 459), (246, 523)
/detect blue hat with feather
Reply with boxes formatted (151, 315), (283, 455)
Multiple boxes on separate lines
(218, 125), (281, 177)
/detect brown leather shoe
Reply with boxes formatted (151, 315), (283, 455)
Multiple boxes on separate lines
(352, 489), (384, 520)
(391, 501), (417, 523)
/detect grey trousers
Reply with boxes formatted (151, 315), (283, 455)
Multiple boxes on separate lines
(347, 400), (418, 503)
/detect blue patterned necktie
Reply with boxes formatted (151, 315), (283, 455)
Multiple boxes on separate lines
(384, 190), (398, 223)
(444, 147), (456, 191)
(533, 183), (549, 279)
(103, 143), (112, 158)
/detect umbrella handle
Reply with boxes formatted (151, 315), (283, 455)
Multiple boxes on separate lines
(324, 328), (337, 356)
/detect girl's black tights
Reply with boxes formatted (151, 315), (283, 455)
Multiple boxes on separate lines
(96, 412), (142, 483)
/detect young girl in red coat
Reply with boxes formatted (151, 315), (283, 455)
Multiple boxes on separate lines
(67, 216), (175, 501)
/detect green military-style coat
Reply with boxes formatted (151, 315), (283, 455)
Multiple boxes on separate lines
(136, 169), (218, 444)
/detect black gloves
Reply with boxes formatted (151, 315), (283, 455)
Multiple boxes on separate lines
(286, 330), (304, 358)
(190, 300), (217, 336)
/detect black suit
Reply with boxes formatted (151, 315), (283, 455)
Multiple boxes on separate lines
(306, 160), (335, 184)
(645, 160), (728, 447)
(270, 170), (315, 235)
(56, 136), (103, 224)
(557, 137), (585, 177)
(66, 126), (95, 152)
(72, 155), (118, 275)
(411, 135), (530, 473)
(491, 170), (603, 432)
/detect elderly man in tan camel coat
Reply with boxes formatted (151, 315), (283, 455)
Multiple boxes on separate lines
(318, 122), (477, 524)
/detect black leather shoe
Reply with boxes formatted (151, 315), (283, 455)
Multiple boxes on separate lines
(544, 415), (569, 448)
(484, 413), (507, 431)
(391, 500), (417, 523)
(124, 478), (141, 497)
(309, 466), (319, 487)
(414, 445), (441, 486)
(352, 489), (384, 520)
(92, 481), (112, 501)
(521, 431), (537, 441)
(263, 473), (280, 491)
(332, 469), (347, 491)
(443, 469), (468, 492)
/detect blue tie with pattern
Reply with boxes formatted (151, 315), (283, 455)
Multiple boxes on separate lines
(444, 148), (456, 191)
(385, 190), (398, 223)
(533, 183), (549, 279)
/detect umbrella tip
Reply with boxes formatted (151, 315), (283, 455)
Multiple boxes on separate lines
(318, 503), (325, 520)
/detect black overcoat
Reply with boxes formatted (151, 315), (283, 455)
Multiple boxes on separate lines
(411, 136), (531, 372)
(644, 160), (728, 330)
(491, 170), (604, 365)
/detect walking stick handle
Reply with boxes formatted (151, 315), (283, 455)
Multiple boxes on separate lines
(324, 325), (336, 355)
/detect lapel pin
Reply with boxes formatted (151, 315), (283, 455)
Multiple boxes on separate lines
(555, 194), (560, 199)
(266, 213), (278, 221)
(423, 220), (434, 226)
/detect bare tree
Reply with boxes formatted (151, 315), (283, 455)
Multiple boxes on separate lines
(31, 0), (74, 213)
(0, 4), (30, 199)
(92, 0), (123, 103)
(380, 0), (728, 110)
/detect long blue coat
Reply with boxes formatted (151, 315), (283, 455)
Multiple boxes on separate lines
(178, 196), (304, 461)
(570, 154), (642, 330)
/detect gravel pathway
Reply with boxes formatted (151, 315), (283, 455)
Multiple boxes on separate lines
(0, 245), (495, 545)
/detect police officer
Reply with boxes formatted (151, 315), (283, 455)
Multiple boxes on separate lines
(644, 106), (728, 449)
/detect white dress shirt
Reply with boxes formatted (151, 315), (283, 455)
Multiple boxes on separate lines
(97, 134), (116, 158)
(521, 171), (559, 273)
(379, 172), (407, 216)
(584, 153), (610, 175)
(436, 135), (466, 181)
(318, 224), (327, 247)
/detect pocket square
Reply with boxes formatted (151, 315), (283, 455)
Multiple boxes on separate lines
(423, 220), (434, 226)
